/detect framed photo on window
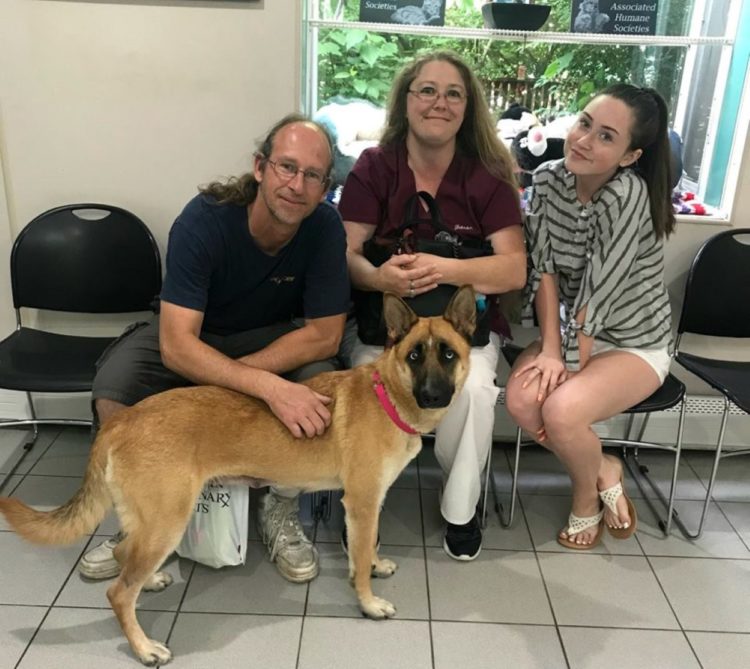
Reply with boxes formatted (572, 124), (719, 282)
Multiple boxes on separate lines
(571, 0), (658, 35)
(359, 1), (446, 27)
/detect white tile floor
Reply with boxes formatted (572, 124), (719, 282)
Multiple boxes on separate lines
(0, 426), (748, 669)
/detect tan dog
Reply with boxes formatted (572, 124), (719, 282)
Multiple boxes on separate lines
(0, 286), (476, 666)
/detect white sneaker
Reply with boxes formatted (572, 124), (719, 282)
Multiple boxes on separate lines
(78, 531), (124, 580)
(258, 493), (319, 583)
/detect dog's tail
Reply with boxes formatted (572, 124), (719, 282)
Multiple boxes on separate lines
(0, 439), (111, 545)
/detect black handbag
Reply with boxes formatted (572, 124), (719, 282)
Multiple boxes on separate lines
(354, 191), (493, 346)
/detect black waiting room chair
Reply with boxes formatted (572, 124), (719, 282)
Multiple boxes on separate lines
(0, 204), (162, 492)
(669, 228), (750, 538)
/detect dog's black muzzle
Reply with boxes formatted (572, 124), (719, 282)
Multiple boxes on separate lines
(415, 376), (455, 409)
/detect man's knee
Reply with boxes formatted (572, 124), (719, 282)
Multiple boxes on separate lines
(97, 398), (128, 420)
(93, 398), (128, 432)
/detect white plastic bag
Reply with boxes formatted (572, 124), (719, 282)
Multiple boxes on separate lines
(176, 481), (249, 568)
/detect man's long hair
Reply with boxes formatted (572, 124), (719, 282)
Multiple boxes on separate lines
(199, 114), (334, 206)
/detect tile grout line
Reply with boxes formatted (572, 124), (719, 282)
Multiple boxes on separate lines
(164, 559), (197, 651)
(1, 428), (61, 495)
(297, 506), (325, 669)
(503, 447), (572, 669)
(715, 500), (750, 553)
(417, 448), (438, 669)
(8, 430), (96, 667)
(13, 528), (97, 669)
(295, 613), (307, 669)
(682, 451), (749, 550)
(641, 550), (705, 668)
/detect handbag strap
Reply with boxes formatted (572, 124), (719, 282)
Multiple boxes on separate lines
(395, 191), (454, 237)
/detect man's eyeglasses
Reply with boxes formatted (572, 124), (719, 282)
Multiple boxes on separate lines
(266, 159), (329, 189)
(408, 85), (467, 105)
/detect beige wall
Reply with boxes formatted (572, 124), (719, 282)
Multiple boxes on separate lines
(0, 0), (300, 303)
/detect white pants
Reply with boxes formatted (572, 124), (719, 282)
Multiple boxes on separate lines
(352, 332), (501, 525)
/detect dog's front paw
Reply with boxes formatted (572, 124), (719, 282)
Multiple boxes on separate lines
(143, 571), (173, 592)
(136, 638), (172, 666)
(372, 558), (397, 578)
(359, 595), (396, 619)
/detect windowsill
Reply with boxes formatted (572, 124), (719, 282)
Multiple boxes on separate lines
(674, 213), (732, 226)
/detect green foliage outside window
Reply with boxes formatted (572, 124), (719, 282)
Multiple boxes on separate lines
(315, 0), (690, 119)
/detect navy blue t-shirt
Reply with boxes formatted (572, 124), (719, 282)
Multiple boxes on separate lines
(160, 194), (350, 335)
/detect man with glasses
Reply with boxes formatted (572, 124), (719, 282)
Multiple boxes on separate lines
(79, 114), (350, 584)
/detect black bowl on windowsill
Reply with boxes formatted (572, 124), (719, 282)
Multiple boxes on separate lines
(481, 2), (551, 31)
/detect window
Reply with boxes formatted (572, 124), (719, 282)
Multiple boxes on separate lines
(303, 0), (748, 216)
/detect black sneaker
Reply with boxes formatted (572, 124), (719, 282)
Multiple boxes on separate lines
(340, 526), (381, 556)
(443, 515), (482, 561)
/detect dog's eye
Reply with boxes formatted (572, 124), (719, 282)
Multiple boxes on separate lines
(443, 349), (455, 361)
(408, 350), (420, 362)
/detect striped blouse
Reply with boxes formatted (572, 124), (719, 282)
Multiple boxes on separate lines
(522, 159), (672, 366)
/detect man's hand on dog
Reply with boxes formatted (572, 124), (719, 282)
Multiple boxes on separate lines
(265, 378), (332, 438)
(377, 254), (441, 298)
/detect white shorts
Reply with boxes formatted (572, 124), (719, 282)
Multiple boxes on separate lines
(591, 339), (671, 384)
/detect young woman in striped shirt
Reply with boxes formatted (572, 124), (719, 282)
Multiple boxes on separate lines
(505, 85), (676, 549)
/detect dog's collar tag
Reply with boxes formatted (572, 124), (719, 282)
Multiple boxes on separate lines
(372, 370), (419, 435)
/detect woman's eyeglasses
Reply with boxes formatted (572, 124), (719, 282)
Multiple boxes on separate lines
(408, 85), (467, 105)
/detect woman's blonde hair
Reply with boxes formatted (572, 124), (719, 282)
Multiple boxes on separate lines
(380, 50), (517, 189)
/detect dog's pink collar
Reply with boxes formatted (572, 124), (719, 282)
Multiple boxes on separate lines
(372, 370), (418, 435)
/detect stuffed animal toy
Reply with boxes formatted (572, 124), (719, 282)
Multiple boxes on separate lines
(673, 191), (707, 215)
(496, 103), (538, 146)
(501, 102), (533, 121)
(511, 125), (566, 188)
(314, 98), (386, 189)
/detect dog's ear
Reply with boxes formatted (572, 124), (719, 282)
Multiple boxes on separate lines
(383, 292), (418, 345)
(443, 285), (477, 343)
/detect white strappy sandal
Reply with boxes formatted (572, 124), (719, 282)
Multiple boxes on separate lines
(557, 508), (605, 550)
(599, 477), (637, 539)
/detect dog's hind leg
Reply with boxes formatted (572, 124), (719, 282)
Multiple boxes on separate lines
(112, 527), (173, 593)
(107, 529), (182, 666)
(342, 490), (396, 620)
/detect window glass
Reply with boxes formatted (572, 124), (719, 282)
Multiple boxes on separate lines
(308, 0), (745, 213)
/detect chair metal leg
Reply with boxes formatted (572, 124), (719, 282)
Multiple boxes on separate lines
(690, 399), (731, 539)
(311, 490), (334, 523)
(0, 393), (41, 494)
(496, 426), (522, 528)
(480, 444), (492, 528)
(622, 398), (705, 539)
(0, 440), (37, 494)
(663, 397), (686, 535)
